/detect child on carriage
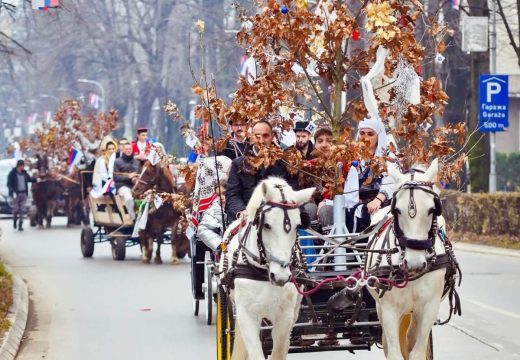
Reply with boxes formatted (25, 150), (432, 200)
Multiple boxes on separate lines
(197, 181), (227, 252)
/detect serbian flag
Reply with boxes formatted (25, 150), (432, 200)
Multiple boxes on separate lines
(102, 179), (116, 195)
(451, 0), (460, 10)
(68, 148), (80, 165)
(32, 0), (59, 10)
(89, 93), (100, 109)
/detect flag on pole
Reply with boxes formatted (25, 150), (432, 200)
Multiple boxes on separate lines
(89, 93), (100, 109)
(101, 179), (116, 195)
(451, 0), (460, 10)
(32, 0), (59, 10)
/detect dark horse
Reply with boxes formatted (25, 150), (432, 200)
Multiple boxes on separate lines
(31, 154), (62, 228)
(132, 159), (190, 264)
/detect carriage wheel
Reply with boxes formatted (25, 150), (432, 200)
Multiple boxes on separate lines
(193, 298), (200, 316)
(216, 285), (233, 360)
(111, 237), (126, 261)
(80, 227), (95, 258)
(205, 263), (213, 325)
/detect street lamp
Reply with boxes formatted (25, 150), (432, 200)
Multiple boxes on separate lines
(77, 78), (105, 112)
(39, 94), (60, 106)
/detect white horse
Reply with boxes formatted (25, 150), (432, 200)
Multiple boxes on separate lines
(219, 177), (315, 360)
(365, 158), (455, 360)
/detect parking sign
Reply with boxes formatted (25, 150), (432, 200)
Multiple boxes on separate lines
(479, 75), (509, 132)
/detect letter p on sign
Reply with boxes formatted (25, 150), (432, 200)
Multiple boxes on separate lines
(486, 82), (501, 102)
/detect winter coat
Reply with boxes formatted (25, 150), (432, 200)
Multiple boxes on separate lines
(225, 155), (289, 221)
(113, 155), (141, 189)
(7, 169), (35, 196)
(197, 200), (227, 251)
(218, 137), (251, 160)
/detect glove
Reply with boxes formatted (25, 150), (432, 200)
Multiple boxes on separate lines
(299, 211), (311, 229)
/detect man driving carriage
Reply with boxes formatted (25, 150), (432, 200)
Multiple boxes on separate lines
(113, 142), (141, 220)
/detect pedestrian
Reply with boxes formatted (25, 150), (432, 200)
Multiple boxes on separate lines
(7, 160), (36, 231)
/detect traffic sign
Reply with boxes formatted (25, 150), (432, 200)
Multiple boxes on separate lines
(479, 75), (509, 132)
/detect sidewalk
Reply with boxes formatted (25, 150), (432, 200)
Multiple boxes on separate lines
(454, 242), (520, 258)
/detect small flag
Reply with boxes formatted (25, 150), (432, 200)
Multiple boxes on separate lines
(68, 148), (80, 165)
(305, 121), (317, 134)
(450, 0), (460, 10)
(187, 151), (199, 164)
(102, 179), (116, 195)
(89, 93), (100, 109)
(32, 0), (59, 10)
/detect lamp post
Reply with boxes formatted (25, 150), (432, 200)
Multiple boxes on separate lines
(77, 78), (105, 112)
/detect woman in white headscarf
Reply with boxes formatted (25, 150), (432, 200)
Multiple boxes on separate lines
(344, 117), (396, 232)
(92, 137), (117, 196)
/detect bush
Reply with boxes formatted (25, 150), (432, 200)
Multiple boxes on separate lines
(0, 260), (12, 338)
(442, 191), (520, 247)
(497, 152), (520, 192)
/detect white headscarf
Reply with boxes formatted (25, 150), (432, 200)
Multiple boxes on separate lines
(356, 117), (388, 156)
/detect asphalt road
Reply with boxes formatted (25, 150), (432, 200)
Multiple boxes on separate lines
(0, 217), (519, 360)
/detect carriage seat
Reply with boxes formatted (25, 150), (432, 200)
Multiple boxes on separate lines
(88, 194), (134, 227)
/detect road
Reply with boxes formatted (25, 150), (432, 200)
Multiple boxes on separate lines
(0, 217), (519, 359)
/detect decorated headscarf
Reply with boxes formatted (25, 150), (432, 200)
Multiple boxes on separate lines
(356, 117), (388, 157)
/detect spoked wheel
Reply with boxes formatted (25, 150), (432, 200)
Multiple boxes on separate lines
(193, 298), (200, 316)
(80, 227), (95, 258)
(216, 285), (233, 360)
(111, 237), (126, 261)
(204, 263), (213, 325)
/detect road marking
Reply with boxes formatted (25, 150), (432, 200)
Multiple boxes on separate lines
(447, 323), (501, 351)
(462, 297), (520, 320)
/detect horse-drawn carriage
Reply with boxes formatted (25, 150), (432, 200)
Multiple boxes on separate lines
(80, 149), (188, 262)
(191, 160), (460, 360)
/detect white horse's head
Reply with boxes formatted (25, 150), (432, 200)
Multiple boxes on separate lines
(246, 177), (315, 286)
(387, 159), (442, 273)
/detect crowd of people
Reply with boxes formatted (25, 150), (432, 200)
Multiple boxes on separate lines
(197, 116), (396, 253)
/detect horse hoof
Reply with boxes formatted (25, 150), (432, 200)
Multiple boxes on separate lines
(142, 258), (151, 264)
(154, 257), (163, 265)
(171, 257), (180, 265)
(37, 225), (43, 230)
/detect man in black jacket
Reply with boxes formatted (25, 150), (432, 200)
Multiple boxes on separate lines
(113, 143), (141, 219)
(7, 160), (36, 231)
(219, 117), (251, 160)
(225, 120), (289, 220)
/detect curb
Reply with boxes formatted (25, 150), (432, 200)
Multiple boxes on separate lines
(453, 242), (520, 258)
(0, 265), (28, 360)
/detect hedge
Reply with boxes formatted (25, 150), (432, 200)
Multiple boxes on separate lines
(442, 191), (520, 247)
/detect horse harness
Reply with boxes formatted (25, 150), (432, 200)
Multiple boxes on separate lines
(364, 169), (462, 323)
(221, 185), (306, 289)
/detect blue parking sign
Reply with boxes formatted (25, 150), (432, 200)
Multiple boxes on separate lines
(479, 75), (509, 132)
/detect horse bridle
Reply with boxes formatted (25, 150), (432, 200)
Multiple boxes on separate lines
(238, 184), (302, 269)
(390, 169), (442, 252)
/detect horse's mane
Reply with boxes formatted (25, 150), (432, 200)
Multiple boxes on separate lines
(245, 177), (290, 216)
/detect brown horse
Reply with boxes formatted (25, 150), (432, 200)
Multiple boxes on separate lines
(31, 155), (62, 228)
(132, 158), (190, 264)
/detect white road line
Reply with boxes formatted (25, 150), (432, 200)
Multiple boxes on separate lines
(462, 297), (520, 320)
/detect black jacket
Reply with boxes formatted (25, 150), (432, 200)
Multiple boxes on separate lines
(7, 169), (35, 196)
(225, 155), (289, 220)
(218, 137), (251, 160)
(113, 155), (141, 189)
